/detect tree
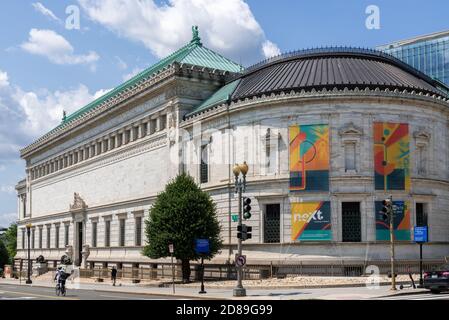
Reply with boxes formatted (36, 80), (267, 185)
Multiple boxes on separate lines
(143, 173), (222, 283)
(2, 223), (17, 265)
(0, 240), (8, 269)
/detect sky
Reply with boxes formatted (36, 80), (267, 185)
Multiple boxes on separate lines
(0, 0), (448, 227)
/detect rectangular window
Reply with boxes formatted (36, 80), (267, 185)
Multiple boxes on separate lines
(133, 127), (139, 141)
(22, 229), (25, 249)
(119, 219), (126, 247)
(92, 222), (97, 247)
(105, 220), (111, 247)
(55, 225), (59, 249)
(416, 203), (428, 227)
(200, 144), (208, 183)
(39, 228), (43, 249)
(64, 225), (69, 247)
(264, 204), (280, 243)
(135, 217), (142, 246)
(150, 119), (157, 134)
(160, 115), (167, 130)
(344, 143), (356, 171)
(46, 226), (51, 248)
(342, 202), (361, 242)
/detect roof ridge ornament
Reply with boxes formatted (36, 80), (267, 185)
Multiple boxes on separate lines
(191, 25), (202, 46)
(62, 110), (67, 123)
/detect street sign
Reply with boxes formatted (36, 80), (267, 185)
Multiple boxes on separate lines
(168, 243), (174, 254)
(231, 214), (238, 222)
(414, 226), (428, 243)
(195, 239), (210, 254)
(235, 255), (246, 267)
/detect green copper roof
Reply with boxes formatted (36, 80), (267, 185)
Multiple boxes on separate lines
(59, 26), (243, 128)
(186, 79), (241, 117)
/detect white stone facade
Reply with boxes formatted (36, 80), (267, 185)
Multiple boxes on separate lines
(15, 60), (449, 268)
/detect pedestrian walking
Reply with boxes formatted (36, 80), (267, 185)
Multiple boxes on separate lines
(111, 266), (117, 286)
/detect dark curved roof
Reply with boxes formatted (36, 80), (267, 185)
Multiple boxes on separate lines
(231, 47), (447, 101)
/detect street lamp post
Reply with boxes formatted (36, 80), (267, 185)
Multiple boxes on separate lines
(232, 161), (248, 297)
(387, 196), (396, 291)
(25, 223), (32, 284)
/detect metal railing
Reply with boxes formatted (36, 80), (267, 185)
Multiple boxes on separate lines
(74, 259), (445, 282)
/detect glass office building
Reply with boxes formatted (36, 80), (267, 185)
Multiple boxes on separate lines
(377, 30), (449, 88)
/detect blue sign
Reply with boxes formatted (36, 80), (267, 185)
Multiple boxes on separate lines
(414, 226), (428, 243)
(195, 239), (210, 254)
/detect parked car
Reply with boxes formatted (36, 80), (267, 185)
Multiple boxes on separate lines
(423, 263), (449, 293)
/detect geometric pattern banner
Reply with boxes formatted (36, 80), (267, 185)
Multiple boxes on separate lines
(289, 124), (329, 192)
(375, 200), (411, 241)
(291, 201), (332, 241)
(373, 122), (410, 191)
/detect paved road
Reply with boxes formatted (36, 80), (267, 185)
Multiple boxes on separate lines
(376, 292), (449, 300)
(0, 283), (187, 300)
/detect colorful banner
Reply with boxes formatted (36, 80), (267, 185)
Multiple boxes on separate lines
(289, 124), (329, 192)
(291, 201), (332, 241)
(375, 201), (411, 241)
(374, 122), (410, 191)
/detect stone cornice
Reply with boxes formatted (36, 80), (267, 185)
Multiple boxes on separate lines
(182, 86), (449, 125)
(20, 63), (231, 159)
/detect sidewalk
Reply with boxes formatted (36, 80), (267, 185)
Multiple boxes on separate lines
(0, 277), (428, 300)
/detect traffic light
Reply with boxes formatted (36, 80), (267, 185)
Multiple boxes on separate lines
(380, 198), (392, 222)
(243, 197), (252, 220)
(237, 224), (252, 241)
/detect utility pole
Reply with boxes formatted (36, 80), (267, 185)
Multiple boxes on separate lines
(388, 196), (396, 291)
(25, 224), (32, 284)
(232, 162), (248, 297)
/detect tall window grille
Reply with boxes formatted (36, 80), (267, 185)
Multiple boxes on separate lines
(46, 226), (51, 248)
(105, 220), (111, 247)
(119, 219), (126, 247)
(416, 203), (428, 226)
(135, 217), (142, 246)
(22, 229), (25, 249)
(200, 144), (208, 183)
(342, 202), (361, 242)
(92, 222), (97, 247)
(39, 228), (43, 249)
(264, 204), (280, 243)
(55, 225), (59, 249)
(64, 225), (69, 246)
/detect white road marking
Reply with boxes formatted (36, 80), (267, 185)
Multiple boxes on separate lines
(378, 293), (449, 300)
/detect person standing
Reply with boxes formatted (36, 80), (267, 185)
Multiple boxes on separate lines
(111, 266), (117, 286)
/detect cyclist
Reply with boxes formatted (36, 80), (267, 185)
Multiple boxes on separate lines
(54, 267), (69, 295)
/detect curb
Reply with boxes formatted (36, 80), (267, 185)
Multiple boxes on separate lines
(158, 280), (413, 290)
(375, 289), (429, 298)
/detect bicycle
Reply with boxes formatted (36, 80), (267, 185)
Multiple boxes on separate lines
(55, 280), (67, 296)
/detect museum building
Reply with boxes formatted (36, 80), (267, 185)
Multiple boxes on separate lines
(15, 29), (449, 269)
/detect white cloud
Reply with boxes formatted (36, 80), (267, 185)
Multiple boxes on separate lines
(0, 165), (6, 171)
(32, 2), (61, 22)
(13, 84), (110, 137)
(0, 185), (15, 194)
(262, 40), (281, 59)
(21, 29), (99, 66)
(0, 69), (110, 163)
(0, 70), (9, 87)
(78, 0), (279, 65)
(0, 212), (17, 228)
